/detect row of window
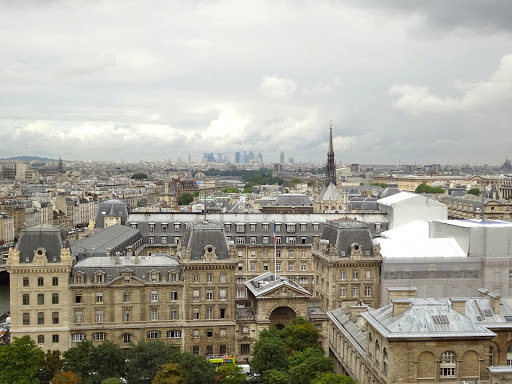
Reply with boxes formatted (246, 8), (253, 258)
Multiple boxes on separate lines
(192, 288), (228, 301)
(191, 344), (247, 356)
(339, 286), (372, 297)
(229, 223), (318, 233)
(73, 271), (181, 285)
(22, 276), (59, 287)
(22, 293), (59, 306)
(36, 334), (60, 344)
(237, 250), (309, 258)
(192, 273), (227, 283)
(232, 236), (312, 245)
(191, 307), (227, 320)
(74, 290), (180, 305)
(23, 312), (59, 325)
(138, 223), (181, 232)
(148, 236), (180, 245)
(340, 270), (372, 280)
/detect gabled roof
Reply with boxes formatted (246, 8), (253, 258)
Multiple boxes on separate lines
(318, 182), (343, 201)
(245, 272), (311, 298)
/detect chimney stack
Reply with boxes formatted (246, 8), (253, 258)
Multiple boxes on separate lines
(348, 303), (368, 324)
(477, 288), (489, 297)
(489, 292), (502, 314)
(392, 299), (412, 317)
(450, 298), (467, 316)
(387, 287), (417, 304)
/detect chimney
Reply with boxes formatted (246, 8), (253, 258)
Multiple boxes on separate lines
(489, 292), (502, 314)
(348, 303), (368, 326)
(450, 298), (467, 316)
(477, 288), (489, 297)
(392, 299), (412, 317)
(387, 287), (417, 304)
(115, 250), (120, 265)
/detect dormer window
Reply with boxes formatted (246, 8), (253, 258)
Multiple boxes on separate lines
(236, 224), (245, 233)
(74, 273), (84, 284)
(130, 223), (137, 229)
(174, 223), (180, 232)
(149, 270), (159, 282)
(287, 224), (296, 233)
(95, 272), (105, 284)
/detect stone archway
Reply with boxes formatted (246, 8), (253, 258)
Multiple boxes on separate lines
(269, 306), (296, 329)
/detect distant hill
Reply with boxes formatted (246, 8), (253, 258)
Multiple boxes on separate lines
(0, 156), (57, 162)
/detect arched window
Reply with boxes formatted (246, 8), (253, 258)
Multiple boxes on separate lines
(383, 348), (388, 376)
(440, 351), (456, 377)
(507, 345), (512, 365)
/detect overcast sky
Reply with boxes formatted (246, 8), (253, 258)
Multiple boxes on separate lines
(1, 0), (511, 164)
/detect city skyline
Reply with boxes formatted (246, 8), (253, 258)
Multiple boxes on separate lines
(0, 1), (511, 164)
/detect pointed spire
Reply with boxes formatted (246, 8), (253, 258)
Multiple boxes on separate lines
(328, 120), (334, 155)
(325, 121), (336, 186)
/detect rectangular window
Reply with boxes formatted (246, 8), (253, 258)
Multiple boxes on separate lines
(206, 289), (213, 300)
(220, 345), (227, 355)
(250, 237), (256, 244)
(193, 289), (200, 300)
(299, 277), (308, 284)
(149, 223), (155, 232)
(170, 291), (178, 300)
(263, 224), (269, 231)
(287, 224), (296, 233)
(23, 277), (29, 287)
(220, 328), (226, 337)
(162, 224), (168, 231)
(93, 332), (107, 341)
(38, 293), (44, 305)
(151, 308), (158, 321)
(220, 273), (226, 283)
(250, 262), (256, 271)
(52, 335), (59, 343)
(38, 335), (44, 344)
(352, 287), (359, 297)
(52, 293), (59, 304)
(276, 263), (281, 271)
(147, 331), (160, 339)
(96, 292), (103, 303)
(238, 262), (243, 271)
(149, 236), (154, 244)
(161, 236), (167, 244)
(288, 262), (294, 271)
(206, 307), (213, 319)
(75, 293), (82, 304)
(263, 237), (269, 244)
(170, 310), (178, 320)
(123, 308), (131, 322)
(250, 250), (256, 258)
(276, 250), (281, 258)
(206, 329), (213, 338)
(23, 313), (30, 325)
(287, 237), (296, 244)
(151, 290), (158, 302)
(174, 237), (180, 245)
(241, 344), (250, 354)
(300, 224), (307, 231)
(236, 277), (245, 284)
(236, 289), (246, 298)
(236, 237), (245, 244)
(207, 273), (213, 283)
(220, 307), (226, 318)
(365, 286), (372, 296)
(123, 292), (131, 302)
(167, 330), (182, 338)
(340, 271), (346, 280)
(193, 346), (199, 355)
(193, 307), (200, 320)
(174, 223), (180, 232)
(365, 270), (371, 279)
(96, 311), (104, 323)
(206, 345), (213, 355)
(313, 224), (319, 231)
(123, 334), (132, 343)
(193, 329), (199, 338)
(52, 277), (58, 286)
(301, 263), (307, 271)
(236, 224), (245, 233)
(38, 277), (44, 286)
(301, 250), (307, 258)
(276, 237), (281, 244)
(52, 312), (59, 324)
(250, 224), (256, 231)
(238, 250), (243, 258)
(75, 311), (83, 323)
(353, 270), (358, 280)
(340, 287), (346, 297)
(288, 250), (294, 258)
(263, 263), (269, 271)
(242, 326), (249, 334)
(193, 274), (199, 283)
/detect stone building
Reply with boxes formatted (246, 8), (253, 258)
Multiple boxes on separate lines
(312, 220), (382, 311)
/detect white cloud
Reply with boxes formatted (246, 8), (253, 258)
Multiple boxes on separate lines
(333, 136), (358, 152)
(258, 76), (298, 98)
(389, 54), (512, 114)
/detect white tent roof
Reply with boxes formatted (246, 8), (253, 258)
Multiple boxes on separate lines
(380, 220), (430, 239)
(375, 237), (466, 258)
(377, 191), (417, 207)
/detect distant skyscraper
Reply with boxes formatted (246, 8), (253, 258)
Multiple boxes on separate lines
(188, 154), (191, 162)
(248, 151), (255, 161)
(280, 152), (284, 164)
(57, 157), (64, 172)
(257, 153), (263, 163)
(289, 157), (294, 164)
(235, 152), (241, 163)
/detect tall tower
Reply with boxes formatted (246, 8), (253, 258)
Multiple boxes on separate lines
(57, 157), (64, 172)
(325, 122), (336, 186)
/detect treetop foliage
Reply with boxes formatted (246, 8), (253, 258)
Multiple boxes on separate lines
(414, 183), (444, 194)
(131, 172), (149, 180)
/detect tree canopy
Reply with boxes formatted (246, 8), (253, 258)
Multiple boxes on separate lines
(414, 183), (444, 194)
(216, 364), (248, 384)
(38, 349), (65, 384)
(0, 335), (44, 384)
(312, 373), (356, 384)
(51, 371), (83, 384)
(131, 173), (149, 180)
(152, 363), (185, 384)
(250, 329), (288, 375)
(467, 188), (481, 196)
(178, 192), (194, 205)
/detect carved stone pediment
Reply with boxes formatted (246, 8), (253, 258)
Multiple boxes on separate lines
(260, 285), (310, 299)
(204, 245), (217, 261)
(350, 243), (363, 257)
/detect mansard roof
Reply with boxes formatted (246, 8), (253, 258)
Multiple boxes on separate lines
(320, 220), (374, 257)
(182, 220), (230, 260)
(16, 224), (69, 263)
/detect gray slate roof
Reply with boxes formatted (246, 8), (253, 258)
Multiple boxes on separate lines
(183, 220), (230, 260)
(379, 183), (402, 199)
(274, 194), (313, 206)
(328, 307), (367, 354)
(245, 272), (311, 297)
(95, 199), (129, 228)
(363, 298), (496, 339)
(321, 220), (375, 257)
(16, 224), (69, 263)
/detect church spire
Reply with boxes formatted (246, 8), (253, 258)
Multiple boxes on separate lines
(325, 121), (336, 186)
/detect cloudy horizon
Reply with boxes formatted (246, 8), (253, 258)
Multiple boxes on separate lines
(1, 1), (511, 165)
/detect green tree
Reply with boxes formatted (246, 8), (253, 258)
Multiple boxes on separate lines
(126, 341), (180, 384)
(178, 192), (194, 205)
(152, 363), (185, 384)
(131, 173), (148, 180)
(51, 371), (83, 384)
(280, 317), (320, 355)
(468, 188), (481, 196)
(414, 183), (444, 194)
(370, 182), (387, 189)
(193, 191), (200, 197)
(311, 373), (355, 384)
(263, 369), (289, 384)
(288, 348), (333, 384)
(38, 349), (64, 384)
(91, 342), (126, 383)
(63, 340), (95, 383)
(101, 379), (124, 384)
(250, 329), (288, 375)
(216, 364), (248, 384)
(175, 353), (217, 384)
(0, 335), (44, 384)
(223, 186), (239, 193)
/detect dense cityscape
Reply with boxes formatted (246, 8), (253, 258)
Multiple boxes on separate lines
(2, 1), (512, 383)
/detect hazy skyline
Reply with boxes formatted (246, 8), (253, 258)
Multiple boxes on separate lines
(1, 1), (511, 164)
